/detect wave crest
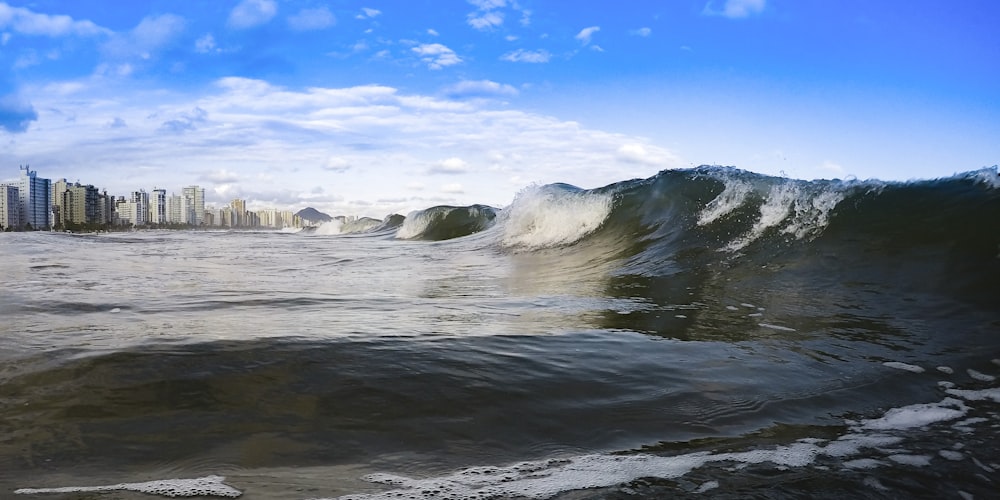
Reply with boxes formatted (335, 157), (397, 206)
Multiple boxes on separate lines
(499, 183), (615, 250)
(395, 205), (498, 241)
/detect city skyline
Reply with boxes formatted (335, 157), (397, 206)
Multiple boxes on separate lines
(1, 1), (998, 218)
(0, 165), (307, 230)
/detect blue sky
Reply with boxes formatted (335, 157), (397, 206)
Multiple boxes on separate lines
(1, 0), (998, 217)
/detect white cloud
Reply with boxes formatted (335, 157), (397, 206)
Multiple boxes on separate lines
(427, 28), (439, 36)
(617, 143), (673, 166)
(0, 2), (109, 37)
(228, 0), (277, 29)
(468, 0), (506, 9)
(101, 14), (186, 67)
(2, 32), (11, 45)
(13, 77), (682, 218)
(430, 157), (469, 174)
(288, 7), (335, 31)
(412, 43), (462, 69)
(630, 27), (652, 37)
(441, 183), (464, 194)
(202, 169), (241, 183)
(357, 8), (381, 19)
(443, 80), (518, 99)
(323, 157), (352, 173)
(501, 48), (551, 63)
(575, 26), (600, 45)
(703, 0), (766, 18)
(195, 33), (216, 53)
(467, 11), (503, 30)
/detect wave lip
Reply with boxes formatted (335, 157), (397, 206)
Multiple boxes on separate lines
(499, 183), (615, 250)
(395, 205), (498, 241)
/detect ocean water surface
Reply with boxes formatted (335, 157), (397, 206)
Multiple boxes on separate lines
(1, 166), (999, 499)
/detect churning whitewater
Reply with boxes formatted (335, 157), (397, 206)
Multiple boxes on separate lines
(2, 166), (999, 499)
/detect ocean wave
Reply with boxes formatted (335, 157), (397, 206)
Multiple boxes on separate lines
(498, 183), (615, 250)
(395, 205), (498, 241)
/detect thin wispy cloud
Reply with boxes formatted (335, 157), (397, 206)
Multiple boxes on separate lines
(575, 26), (600, 45)
(630, 27), (652, 37)
(287, 7), (335, 31)
(443, 80), (518, 99)
(356, 8), (381, 19)
(228, 0), (277, 29)
(412, 43), (462, 69)
(0, 2), (109, 37)
(703, 0), (766, 19)
(194, 34), (217, 54)
(102, 13), (185, 61)
(501, 48), (551, 63)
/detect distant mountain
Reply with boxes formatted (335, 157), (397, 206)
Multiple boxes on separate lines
(296, 207), (333, 223)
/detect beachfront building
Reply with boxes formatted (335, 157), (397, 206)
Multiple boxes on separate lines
(0, 184), (19, 231)
(150, 188), (167, 225)
(12, 166), (51, 230)
(183, 186), (205, 225)
(61, 184), (101, 227)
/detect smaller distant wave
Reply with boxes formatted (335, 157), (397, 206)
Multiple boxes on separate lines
(309, 215), (395, 236)
(395, 205), (498, 241)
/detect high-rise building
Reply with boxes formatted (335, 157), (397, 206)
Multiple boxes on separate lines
(62, 184), (100, 226)
(150, 188), (167, 225)
(167, 194), (183, 224)
(130, 190), (149, 226)
(0, 184), (19, 230)
(97, 190), (114, 225)
(183, 186), (205, 225)
(16, 166), (51, 229)
(51, 178), (70, 227)
(230, 198), (246, 227)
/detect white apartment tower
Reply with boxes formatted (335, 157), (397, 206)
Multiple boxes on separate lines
(150, 188), (167, 225)
(182, 186), (205, 226)
(130, 190), (149, 226)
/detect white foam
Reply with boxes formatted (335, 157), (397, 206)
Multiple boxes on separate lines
(780, 189), (845, 240)
(858, 398), (968, 430)
(15, 475), (241, 498)
(758, 323), (796, 332)
(937, 366), (954, 374)
(326, 378), (999, 500)
(842, 458), (885, 469)
(966, 369), (996, 382)
(697, 178), (752, 226)
(499, 185), (614, 249)
(314, 219), (345, 236)
(883, 361), (925, 373)
(945, 387), (1000, 403)
(725, 183), (798, 251)
(109, 307), (121, 313)
(693, 480), (719, 493)
(726, 305), (739, 311)
(724, 181), (847, 251)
